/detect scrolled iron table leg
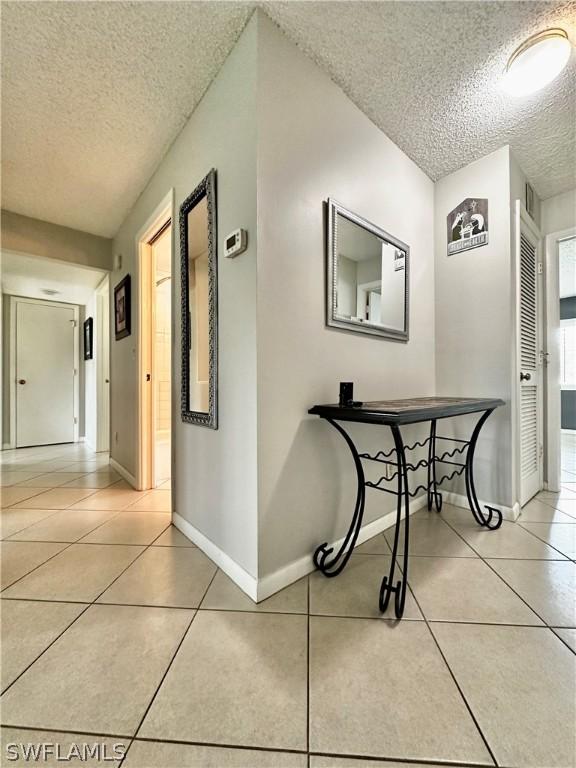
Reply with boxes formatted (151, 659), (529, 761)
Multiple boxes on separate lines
(379, 425), (410, 618)
(427, 419), (443, 513)
(313, 418), (366, 577)
(465, 409), (503, 530)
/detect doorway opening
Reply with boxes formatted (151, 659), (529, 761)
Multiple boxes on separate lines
(557, 235), (576, 486)
(137, 192), (174, 491)
(95, 276), (110, 453)
(544, 227), (576, 493)
(1, 252), (109, 451)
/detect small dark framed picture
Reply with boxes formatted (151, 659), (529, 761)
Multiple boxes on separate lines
(83, 317), (93, 360)
(114, 274), (131, 340)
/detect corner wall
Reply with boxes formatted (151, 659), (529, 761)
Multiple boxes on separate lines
(541, 188), (576, 234)
(434, 147), (515, 508)
(110, 16), (259, 578)
(255, 14), (436, 581)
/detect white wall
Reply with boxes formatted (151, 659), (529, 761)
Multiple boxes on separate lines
(1, 210), (112, 271)
(336, 256), (357, 317)
(541, 188), (576, 235)
(256, 14), (436, 578)
(111, 16), (259, 577)
(510, 150), (540, 228)
(434, 146), (515, 508)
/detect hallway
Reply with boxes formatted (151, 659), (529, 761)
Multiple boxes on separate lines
(562, 430), (576, 483)
(1, 444), (575, 767)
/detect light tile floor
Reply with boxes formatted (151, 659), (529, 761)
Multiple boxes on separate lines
(1, 441), (575, 767)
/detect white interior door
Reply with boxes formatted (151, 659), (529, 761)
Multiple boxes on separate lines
(516, 203), (543, 506)
(16, 299), (77, 447)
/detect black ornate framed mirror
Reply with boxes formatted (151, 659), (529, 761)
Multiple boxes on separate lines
(180, 169), (218, 428)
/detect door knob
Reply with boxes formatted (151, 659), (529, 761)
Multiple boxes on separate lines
(18, 379), (26, 385)
(520, 372), (532, 381)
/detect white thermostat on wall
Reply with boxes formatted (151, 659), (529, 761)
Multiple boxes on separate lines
(224, 228), (247, 258)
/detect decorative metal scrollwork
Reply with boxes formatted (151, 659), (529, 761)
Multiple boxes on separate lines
(314, 408), (503, 618)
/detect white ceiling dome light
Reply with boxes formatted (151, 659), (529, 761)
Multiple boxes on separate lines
(502, 28), (572, 97)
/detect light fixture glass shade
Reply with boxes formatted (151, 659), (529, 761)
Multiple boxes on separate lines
(502, 29), (571, 96)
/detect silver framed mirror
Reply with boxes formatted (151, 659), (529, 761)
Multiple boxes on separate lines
(326, 199), (409, 341)
(180, 169), (218, 428)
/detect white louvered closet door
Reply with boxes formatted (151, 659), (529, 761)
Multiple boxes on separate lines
(517, 204), (542, 506)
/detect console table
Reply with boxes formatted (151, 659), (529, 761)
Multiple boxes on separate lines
(308, 397), (505, 619)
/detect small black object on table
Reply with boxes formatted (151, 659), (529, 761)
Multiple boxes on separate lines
(308, 397), (505, 619)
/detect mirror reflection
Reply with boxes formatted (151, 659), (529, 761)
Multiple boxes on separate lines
(336, 214), (406, 332)
(187, 196), (209, 414)
(327, 201), (409, 341)
(180, 168), (217, 429)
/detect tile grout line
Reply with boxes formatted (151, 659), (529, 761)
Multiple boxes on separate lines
(3, 509), (128, 545)
(0, 540), (78, 594)
(404, 574), (499, 768)
(0, 600), (94, 697)
(514, 519), (575, 559)
(2, 485), (78, 509)
(1, 508), (66, 539)
(309, 750), (498, 767)
(0, 716), (514, 767)
(439, 512), (561, 629)
(121, 567), (221, 763)
(0, 516), (172, 698)
(2, 594), (568, 628)
(2, 485), (170, 548)
(8, 470), (108, 489)
(527, 495), (576, 518)
(549, 627), (576, 655)
(0, 724), (134, 741)
(89, 525), (172, 605)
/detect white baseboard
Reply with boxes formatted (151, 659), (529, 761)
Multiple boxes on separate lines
(172, 512), (258, 600)
(174, 491), (519, 606)
(257, 494), (429, 602)
(441, 491), (520, 522)
(109, 457), (138, 490)
(173, 497), (429, 604)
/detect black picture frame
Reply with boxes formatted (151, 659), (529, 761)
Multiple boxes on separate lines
(83, 317), (93, 360)
(114, 274), (131, 340)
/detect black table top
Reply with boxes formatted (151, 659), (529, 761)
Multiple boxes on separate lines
(308, 397), (505, 425)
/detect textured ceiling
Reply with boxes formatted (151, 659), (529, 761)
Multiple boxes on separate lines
(1, 1), (253, 236)
(2, 1), (575, 238)
(263, 0), (576, 200)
